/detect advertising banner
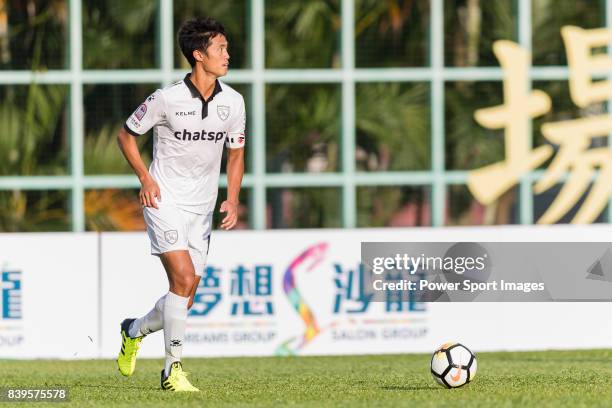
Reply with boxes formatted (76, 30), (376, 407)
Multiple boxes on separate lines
(4, 227), (612, 359)
(100, 230), (430, 358)
(0, 233), (99, 359)
(100, 226), (612, 358)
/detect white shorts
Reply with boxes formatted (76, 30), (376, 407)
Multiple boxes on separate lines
(143, 200), (212, 277)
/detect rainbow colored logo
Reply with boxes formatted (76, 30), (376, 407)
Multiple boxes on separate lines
(275, 242), (339, 356)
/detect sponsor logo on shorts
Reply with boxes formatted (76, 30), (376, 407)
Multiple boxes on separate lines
(164, 230), (178, 244)
(170, 339), (182, 347)
(134, 103), (147, 121)
(217, 105), (230, 121)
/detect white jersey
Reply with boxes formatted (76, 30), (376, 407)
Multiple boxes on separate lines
(124, 74), (246, 214)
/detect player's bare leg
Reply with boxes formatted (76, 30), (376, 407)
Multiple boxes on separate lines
(188, 275), (202, 310)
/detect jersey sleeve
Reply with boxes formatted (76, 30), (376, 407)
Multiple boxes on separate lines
(225, 96), (246, 149)
(123, 89), (166, 136)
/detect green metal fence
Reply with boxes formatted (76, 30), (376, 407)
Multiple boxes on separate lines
(0, 0), (609, 231)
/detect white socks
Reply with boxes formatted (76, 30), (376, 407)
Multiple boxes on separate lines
(128, 295), (166, 338)
(163, 292), (189, 376)
(127, 291), (190, 376)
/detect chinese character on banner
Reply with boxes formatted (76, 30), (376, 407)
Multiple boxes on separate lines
(468, 28), (612, 224)
(1, 268), (22, 319)
(230, 265), (273, 316)
(189, 266), (222, 317)
(384, 271), (426, 313)
(333, 263), (372, 314)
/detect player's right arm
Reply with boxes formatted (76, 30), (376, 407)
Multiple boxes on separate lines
(118, 90), (166, 209)
(117, 128), (160, 209)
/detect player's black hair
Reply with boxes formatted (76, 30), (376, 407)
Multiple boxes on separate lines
(178, 17), (226, 67)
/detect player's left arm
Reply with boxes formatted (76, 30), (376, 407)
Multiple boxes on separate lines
(220, 96), (246, 230)
(220, 147), (244, 230)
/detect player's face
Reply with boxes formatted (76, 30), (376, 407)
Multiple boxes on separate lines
(200, 35), (230, 77)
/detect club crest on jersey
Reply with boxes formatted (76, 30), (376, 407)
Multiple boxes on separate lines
(164, 230), (178, 244)
(135, 103), (147, 121)
(217, 105), (230, 121)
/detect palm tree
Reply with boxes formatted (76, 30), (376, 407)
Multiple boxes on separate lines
(355, 0), (430, 67)
(82, 0), (157, 69)
(356, 82), (430, 171)
(266, 0), (341, 68)
(532, 0), (604, 66)
(444, 1), (519, 225)
(265, 83), (341, 228)
(82, 125), (149, 231)
(0, 83), (70, 231)
(0, 0), (67, 70)
(266, 84), (340, 173)
(444, 0), (515, 67)
(0, 0), (69, 231)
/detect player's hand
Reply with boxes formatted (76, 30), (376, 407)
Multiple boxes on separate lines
(219, 200), (238, 230)
(140, 176), (161, 209)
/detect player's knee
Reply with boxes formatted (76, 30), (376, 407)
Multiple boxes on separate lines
(170, 271), (195, 295)
(178, 273), (195, 291)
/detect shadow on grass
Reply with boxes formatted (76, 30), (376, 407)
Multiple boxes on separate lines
(75, 384), (154, 391)
(502, 358), (608, 364)
(382, 385), (441, 391)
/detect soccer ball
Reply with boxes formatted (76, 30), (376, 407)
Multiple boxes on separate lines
(430, 342), (477, 388)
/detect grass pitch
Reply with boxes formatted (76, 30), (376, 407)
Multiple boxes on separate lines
(2, 350), (612, 407)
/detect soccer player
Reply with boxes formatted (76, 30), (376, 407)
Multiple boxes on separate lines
(115, 17), (245, 391)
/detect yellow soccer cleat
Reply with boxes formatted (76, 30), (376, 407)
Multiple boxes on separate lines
(117, 318), (143, 377)
(160, 361), (200, 392)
